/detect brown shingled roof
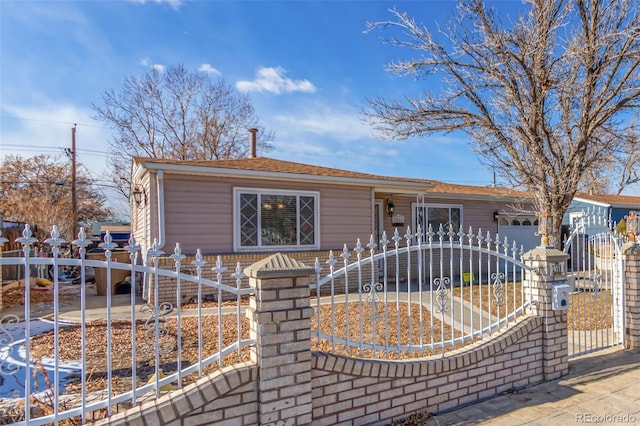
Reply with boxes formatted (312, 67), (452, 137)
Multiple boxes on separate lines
(134, 156), (427, 184)
(134, 156), (530, 199)
(427, 180), (529, 198)
(575, 192), (640, 207)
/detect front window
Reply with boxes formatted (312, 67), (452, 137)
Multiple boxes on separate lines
(413, 203), (462, 241)
(235, 189), (319, 250)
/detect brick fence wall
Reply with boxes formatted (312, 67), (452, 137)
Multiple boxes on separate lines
(310, 318), (543, 425)
(98, 243), (640, 425)
(624, 247), (640, 350)
(104, 245), (586, 425)
(102, 316), (544, 426)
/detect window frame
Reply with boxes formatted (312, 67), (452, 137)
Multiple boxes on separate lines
(411, 202), (464, 242)
(233, 187), (320, 252)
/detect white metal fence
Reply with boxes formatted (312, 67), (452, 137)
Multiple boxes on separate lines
(564, 209), (625, 358)
(310, 225), (535, 359)
(0, 225), (254, 425)
(0, 222), (565, 424)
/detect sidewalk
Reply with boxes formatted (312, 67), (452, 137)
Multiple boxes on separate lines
(424, 346), (640, 425)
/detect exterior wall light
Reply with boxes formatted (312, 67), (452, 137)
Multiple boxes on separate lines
(132, 186), (146, 207)
(386, 199), (395, 217)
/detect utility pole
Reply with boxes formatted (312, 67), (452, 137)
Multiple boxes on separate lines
(71, 124), (77, 240)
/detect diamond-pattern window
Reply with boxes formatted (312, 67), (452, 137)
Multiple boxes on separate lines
(240, 193), (258, 246)
(237, 190), (318, 249)
(299, 196), (315, 245)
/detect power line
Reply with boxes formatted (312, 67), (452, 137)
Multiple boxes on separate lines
(0, 115), (112, 130)
(2, 143), (108, 155)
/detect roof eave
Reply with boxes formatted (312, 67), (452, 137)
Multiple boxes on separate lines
(573, 197), (611, 208)
(136, 161), (435, 192)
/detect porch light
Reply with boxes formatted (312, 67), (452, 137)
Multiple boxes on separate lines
(386, 199), (395, 217)
(626, 211), (638, 242)
(493, 210), (499, 223)
(132, 185), (146, 207)
(132, 186), (142, 206)
(537, 211), (553, 247)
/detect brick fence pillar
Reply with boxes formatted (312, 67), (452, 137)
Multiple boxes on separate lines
(623, 244), (640, 350)
(244, 253), (315, 425)
(524, 245), (570, 380)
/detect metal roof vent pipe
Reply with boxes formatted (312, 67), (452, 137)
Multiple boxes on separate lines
(249, 128), (258, 158)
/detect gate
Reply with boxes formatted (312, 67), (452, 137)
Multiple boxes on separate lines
(564, 209), (625, 358)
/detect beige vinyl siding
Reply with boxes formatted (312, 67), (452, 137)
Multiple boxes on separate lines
(456, 199), (500, 235)
(160, 174), (373, 254)
(162, 176), (233, 253)
(375, 193), (533, 243)
(320, 188), (373, 248)
(131, 173), (154, 258)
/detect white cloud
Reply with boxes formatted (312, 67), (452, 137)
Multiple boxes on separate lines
(198, 63), (221, 76)
(236, 67), (316, 94)
(140, 58), (165, 72)
(271, 104), (370, 142)
(262, 102), (399, 170)
(131, 0), (184, 10)
(151, 63), (165, 73)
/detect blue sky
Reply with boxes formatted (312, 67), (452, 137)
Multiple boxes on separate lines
(1, 0), (526, 211)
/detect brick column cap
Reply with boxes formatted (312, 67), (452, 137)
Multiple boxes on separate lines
(623, 242), (640, 255)
(523, 246), (570, 261)
(244, 252), (315, 279)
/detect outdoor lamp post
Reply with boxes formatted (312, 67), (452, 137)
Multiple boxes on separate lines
(538, 211), (554, 247)
(626, 211), (638, 243)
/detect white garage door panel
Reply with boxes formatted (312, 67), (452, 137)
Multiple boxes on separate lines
(497, 225), (539, 253)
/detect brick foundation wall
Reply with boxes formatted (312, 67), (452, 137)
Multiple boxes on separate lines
(149, 250), (376, 304)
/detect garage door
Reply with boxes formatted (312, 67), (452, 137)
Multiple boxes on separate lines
(497, 215), (539, 253)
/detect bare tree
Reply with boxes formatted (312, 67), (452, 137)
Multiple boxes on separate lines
(580, 123), (640, 195)
(92, 64), (274, 197)
(0, 154), (113, 241)
(365, 0), (640, 247)
(611, 124), (640, 194)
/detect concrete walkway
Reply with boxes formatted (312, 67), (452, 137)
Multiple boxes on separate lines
(424, 346), (640, 425)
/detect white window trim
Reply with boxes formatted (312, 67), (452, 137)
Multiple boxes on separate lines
(569, 212), (583, 230)
(411, 202), (464, 240)
(233, 187), (320, 252)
